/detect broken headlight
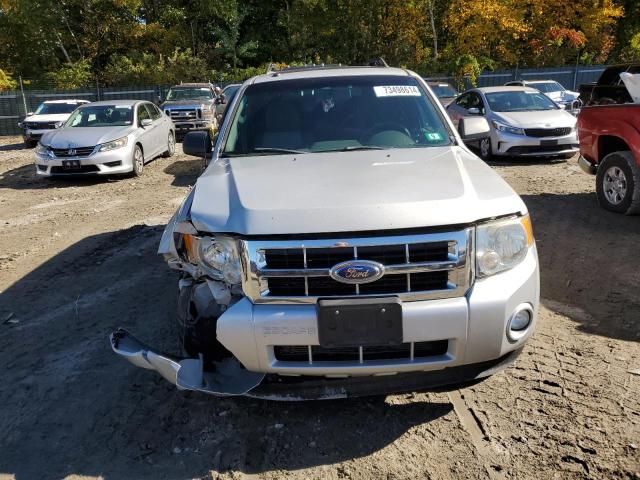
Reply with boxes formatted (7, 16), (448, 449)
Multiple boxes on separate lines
(182, 234), (242, 284)
(476, 215), (534, 277)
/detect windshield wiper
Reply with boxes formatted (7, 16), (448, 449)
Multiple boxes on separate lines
(220, 147), (307, 157)
(320, 146), (386, 152)
(252, 147), (308, 154)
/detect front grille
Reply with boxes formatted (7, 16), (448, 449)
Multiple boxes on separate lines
(524, 127), (572, 138)
(51, 146), (95, 157)
(25, 122), (57, 130)
(507, 144), (577, 155)
(241, 229), (472, 303)
(274, 340), (449, 363)
(51, 165), (99, 174)
(168, 109), (198, 120)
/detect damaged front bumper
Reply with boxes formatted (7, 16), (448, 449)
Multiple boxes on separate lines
(111, 329), (265, 396)
(110, 328), (523, 400)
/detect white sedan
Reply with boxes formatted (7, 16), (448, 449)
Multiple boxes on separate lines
(446, 86), (579, 160)
(35, 100), (175, 177)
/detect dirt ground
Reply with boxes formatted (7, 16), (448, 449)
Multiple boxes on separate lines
(0, 136), (638, 480)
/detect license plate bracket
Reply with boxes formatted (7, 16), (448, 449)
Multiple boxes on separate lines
(317, 298), (403, 348)
(62, 160), (81, 170)
(541, 139), (558, 147)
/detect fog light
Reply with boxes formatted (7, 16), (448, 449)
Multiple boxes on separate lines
(511, 310), (531, 331)
(506, 304), (533, 342)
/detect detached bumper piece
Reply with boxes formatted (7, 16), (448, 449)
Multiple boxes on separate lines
(111, 328), (523, 401)
(110, 329), (265, 397)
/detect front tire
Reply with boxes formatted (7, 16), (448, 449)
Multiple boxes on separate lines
(162, 131), (175, 158)
(478, 137), (493, 161)
(595, 151), (640, 215)
(131, 144), (144, 177)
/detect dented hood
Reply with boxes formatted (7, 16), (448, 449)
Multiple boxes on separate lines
(189, 147), (526, 235)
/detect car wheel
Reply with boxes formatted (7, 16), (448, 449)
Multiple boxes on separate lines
(131, 144), (144, 177)
(162, 131), (175, 158)
(595, 151), (640, 215)
(478, 137), (493, 161)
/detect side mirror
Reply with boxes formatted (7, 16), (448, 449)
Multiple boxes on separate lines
(459, 117), (491, 142)
(183, 131), (214, 158)
(140, 118), (153, 127)
(215, 96), (227, 105)
(156, 96), (163, 105)
(467, 107), (482, 115)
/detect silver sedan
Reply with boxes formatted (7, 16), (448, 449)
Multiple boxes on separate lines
(35, 100), (175, 177)
(446, 86), (579, 160)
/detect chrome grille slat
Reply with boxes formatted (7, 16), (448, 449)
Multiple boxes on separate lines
(240, 229), (473, 304)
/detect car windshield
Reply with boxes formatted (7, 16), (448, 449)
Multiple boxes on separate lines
(486, 91), (559, 112)
(166, 87), (213, 100)
(34, 102), (82, 115)
(222, 85), (240, 99)
(222, 76), (451, 156)
(431, 84), (458, 98)
(66, 105), (133, 127)
(530, 82), (564, 93)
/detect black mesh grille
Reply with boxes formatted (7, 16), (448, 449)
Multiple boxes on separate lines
(507, 144), (577, 155)
(25, 122), (57, 130)
(524, 127), (572, 138)
(274, 340), (449, 362)
(51, 165), (99, 174)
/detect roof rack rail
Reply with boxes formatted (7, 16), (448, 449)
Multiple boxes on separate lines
(368, 57), (389, 67)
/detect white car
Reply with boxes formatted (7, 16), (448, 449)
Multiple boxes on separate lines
(505, 80), (581, 114)
(19, 99), (89, 147)
(447, 86), (579, 160)
(35, 100), (175, 177)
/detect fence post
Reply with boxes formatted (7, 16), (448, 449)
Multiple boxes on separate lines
(95, 78), (100, 101)
(18, 75), (28, 116)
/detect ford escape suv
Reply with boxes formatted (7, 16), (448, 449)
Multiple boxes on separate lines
(111, 65), (540, 400)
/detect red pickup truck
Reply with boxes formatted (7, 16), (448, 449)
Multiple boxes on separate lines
(578, 102), (640, 214)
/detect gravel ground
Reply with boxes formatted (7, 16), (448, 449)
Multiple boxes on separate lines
(0, 136), (638, 480)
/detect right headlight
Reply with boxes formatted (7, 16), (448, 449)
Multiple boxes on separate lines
(476, 215), (534, 277)
(35, 143), (49, 155)
(181, 234), (242, 284)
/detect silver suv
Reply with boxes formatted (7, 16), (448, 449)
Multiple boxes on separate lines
(111, 65), (540, 400)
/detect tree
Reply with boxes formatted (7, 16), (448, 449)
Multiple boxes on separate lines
(0, 69), (18, 91)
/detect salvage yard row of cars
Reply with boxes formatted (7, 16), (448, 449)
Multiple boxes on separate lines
(20, 82), (238, 177)
(13, 63), (640, 399)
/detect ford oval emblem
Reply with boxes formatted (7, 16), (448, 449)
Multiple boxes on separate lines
(329, 260), (385, 285)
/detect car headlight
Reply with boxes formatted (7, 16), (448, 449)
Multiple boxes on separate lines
(182, 235), (242, 284)
(492, 121), (525, 136)
(35, 143), (49, 155)
(99, 136), (128, 152)
(476, 215), (534, 277)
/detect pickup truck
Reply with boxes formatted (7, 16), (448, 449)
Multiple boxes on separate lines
(577, 102), (640, 214)
(160, 83), (218, 138)
(579, 64), (640, 106)
(111, 65), (540, 400)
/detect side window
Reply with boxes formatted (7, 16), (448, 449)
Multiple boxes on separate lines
(468, 93), (485, 113)
(137, 104), (150, 125)
(456, 94), (469, 109)
(147, 103), (162, 120)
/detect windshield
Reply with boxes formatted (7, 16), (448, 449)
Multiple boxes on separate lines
(166, 87), (213, 101)
(222, 85), (240, 99)
(431, 84), (458, 98)
(34, 102), (82, 115)
(486, 91), (559, 112)
(66, 105), (133, 127)
(222, 76), (452, 156)
(530, 82), (564, 93)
